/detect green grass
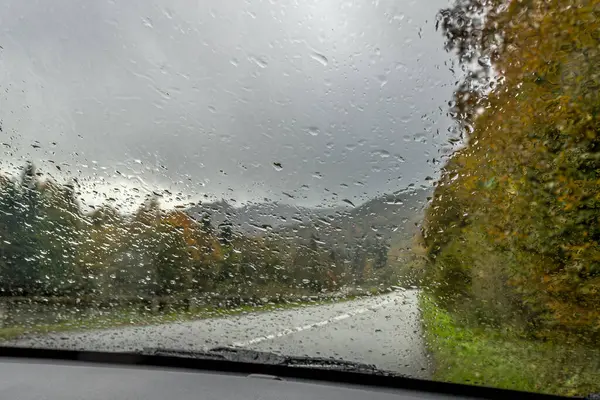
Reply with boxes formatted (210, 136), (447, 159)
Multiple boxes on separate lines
(420, 292), (600, 397)
(0, 297), (343, 342)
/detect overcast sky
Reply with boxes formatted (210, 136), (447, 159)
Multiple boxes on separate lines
(0, 0), (458, 211)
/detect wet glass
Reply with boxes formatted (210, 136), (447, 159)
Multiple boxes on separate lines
(0, 0), (598, 396)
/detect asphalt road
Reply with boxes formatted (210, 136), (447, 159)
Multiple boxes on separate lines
(8, 289), (430, 379)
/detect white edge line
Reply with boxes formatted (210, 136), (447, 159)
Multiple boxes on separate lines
(231, 298), (396, 348)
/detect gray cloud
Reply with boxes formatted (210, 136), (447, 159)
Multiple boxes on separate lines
(0, 0), (457, 210)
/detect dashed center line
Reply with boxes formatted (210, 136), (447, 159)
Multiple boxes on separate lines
(231, 297), (398, 348)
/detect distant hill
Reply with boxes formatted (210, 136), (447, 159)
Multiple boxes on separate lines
(274, 186), (432, 248)
(186, 200), (341, 235)
(186, 186), (432, 247)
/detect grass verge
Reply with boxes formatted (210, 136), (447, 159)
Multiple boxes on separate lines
(0, 297), (345, 342)
(420, 292), (600, 397)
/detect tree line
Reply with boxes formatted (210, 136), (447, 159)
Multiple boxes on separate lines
(0, 163), (394, 299)
(422, 0), (600, 340)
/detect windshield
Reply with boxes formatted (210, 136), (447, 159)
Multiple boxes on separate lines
(0, 0), (598, 396)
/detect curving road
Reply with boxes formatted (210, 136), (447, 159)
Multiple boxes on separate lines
(7, 289), (430, 379)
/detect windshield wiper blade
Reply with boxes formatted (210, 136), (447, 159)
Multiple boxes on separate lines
(140, 346), (399, 376)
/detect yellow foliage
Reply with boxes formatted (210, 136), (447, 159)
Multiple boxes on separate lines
(424, 0), (600, 338)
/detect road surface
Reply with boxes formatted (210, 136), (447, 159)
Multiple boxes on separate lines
(7, 289), (430, 378)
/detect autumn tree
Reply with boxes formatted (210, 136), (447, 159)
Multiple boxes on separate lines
(0, 175), (34, 294)
(33, 181), (83, 294)
(78, 205), (127, 294)
(424, 0), (600, 337)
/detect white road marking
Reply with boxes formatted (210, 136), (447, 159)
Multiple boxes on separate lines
(231, 296), (399, 348)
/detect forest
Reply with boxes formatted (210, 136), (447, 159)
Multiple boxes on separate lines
(0, 162), (401, 301)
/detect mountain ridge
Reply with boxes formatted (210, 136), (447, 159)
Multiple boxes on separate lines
(186, 186), (432, 243)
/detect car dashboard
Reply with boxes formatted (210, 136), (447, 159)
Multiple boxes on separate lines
(0, 347), (570, 400)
